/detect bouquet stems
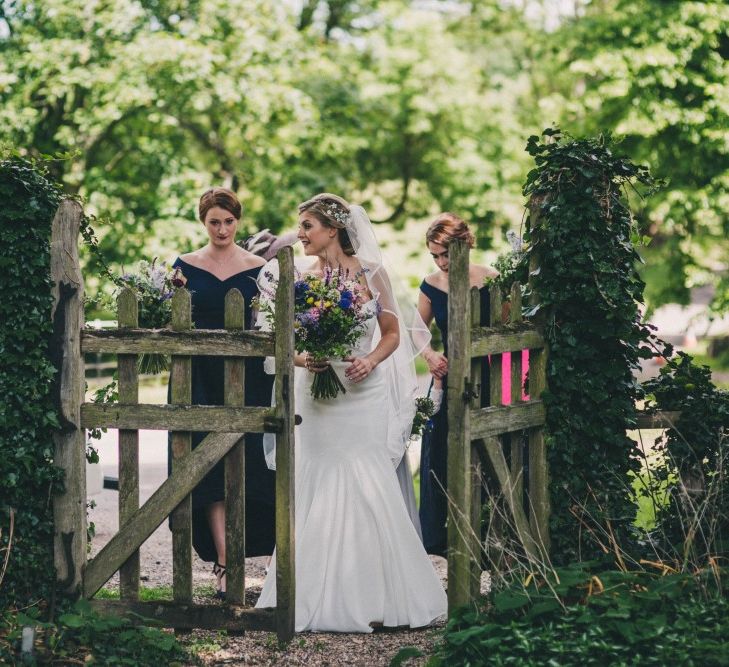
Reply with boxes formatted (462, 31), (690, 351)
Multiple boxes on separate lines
(311, 366), (347, 400)
(137, 352), (170, 375)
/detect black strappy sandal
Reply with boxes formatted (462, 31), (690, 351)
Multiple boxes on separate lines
(212, 561), (226, 600)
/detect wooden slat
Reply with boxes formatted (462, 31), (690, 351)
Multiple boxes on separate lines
(82, 328), (274, 357)
(83, 430), (245, 597)
(50, 200), (87, 595)
(471, 400), (546, 440)
(473, 438), (538, 560)
(224, 289), (246, 605)
(509, 282), (524, 505)
(470, 323), (544, 357)
(527, 234), (550, 556)
(274, 247), (296, 643)
(446, 240), (473, 612)
(170, 289), (193, 603)
(117, 288), (140, 600)
(635, 411), (681, 429)
(489, 286), (503, 407)
(487, 286), (505, 570)
(470, 287), (483, 600)
(89, 600), (275, 632)
(81, 404), (279, 433)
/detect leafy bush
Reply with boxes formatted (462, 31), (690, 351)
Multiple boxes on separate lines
(431, 563), (729, 666)
(523, 129), (660, 562)
(0, 155), (64, 609)
(642, 352), (729, 558)
(0, 599), (188, 665)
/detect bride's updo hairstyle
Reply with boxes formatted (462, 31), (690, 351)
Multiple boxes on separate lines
(199, 187), (242, 222)
(425, 212), (475, 249)
(298, 193), (355, 256)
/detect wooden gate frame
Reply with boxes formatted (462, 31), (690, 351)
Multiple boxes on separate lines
(50, 201), (297, 641)
(446, 240), (550, 610)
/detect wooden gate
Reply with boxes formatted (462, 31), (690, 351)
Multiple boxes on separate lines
(51, 201), (297, 641)
(446, 240), (550, 610)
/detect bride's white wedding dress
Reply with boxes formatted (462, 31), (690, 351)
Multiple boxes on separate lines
(255, 299), (447, 632)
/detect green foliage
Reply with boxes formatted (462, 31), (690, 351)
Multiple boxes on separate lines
(0, 599), (188, 665)
(542, 0), (729, 312)
(0, 154), (63, 609)
(523, 129), (659, 563)
(430, 563), (729, 666)
(642, 352), (729, 556)
(0, 0), (538, 282)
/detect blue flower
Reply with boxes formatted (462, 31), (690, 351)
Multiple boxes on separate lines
(294, 280), (310, 305)
(339, 289), (353, 309)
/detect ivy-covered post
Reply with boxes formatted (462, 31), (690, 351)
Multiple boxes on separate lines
(50, 200), (87, 595)
(523, 130), (657, 563)
(525, 199), (550, 556)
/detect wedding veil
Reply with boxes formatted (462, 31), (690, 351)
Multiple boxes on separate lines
(346, 205), (431, 464)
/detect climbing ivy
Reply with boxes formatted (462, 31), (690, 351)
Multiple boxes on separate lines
(523, 129), (660, 563)
(0, 154), (64, 609)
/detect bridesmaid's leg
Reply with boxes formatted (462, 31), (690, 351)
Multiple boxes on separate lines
(206, 501), (226, 592)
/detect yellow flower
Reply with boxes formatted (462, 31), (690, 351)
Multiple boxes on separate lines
(315, 300), (322, 307)
(324, 301), (332, 308)
(306, 297), (314, 304)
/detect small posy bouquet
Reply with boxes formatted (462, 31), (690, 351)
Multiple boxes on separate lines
(410, 395), (436, 439)
(258, 267), (375, 399)
(118, 259), (186, 374)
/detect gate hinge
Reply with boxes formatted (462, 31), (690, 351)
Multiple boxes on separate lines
(463, 379), (480, 402)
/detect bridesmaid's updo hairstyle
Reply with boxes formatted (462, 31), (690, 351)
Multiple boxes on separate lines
(426, 212), (475, 249)
(199, 187), (242, 222)
(298, 193), (355, 256)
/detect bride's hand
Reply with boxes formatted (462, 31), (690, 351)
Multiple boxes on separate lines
(304, 353), (330, 374)
(343, 355), (376, 383)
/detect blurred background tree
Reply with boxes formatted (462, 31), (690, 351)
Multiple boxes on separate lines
(1, 0), (726, 314)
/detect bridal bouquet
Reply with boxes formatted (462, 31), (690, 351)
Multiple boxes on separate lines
(117, 259), (186, 374)
(257, 267), (375, 399)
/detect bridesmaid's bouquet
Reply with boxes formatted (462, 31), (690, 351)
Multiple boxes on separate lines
(257, 267), (375, 399)
(117, 259), (186, 374)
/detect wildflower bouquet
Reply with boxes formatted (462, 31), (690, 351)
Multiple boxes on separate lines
(118, 259), (186, 374)
(258, 267), (375, 399)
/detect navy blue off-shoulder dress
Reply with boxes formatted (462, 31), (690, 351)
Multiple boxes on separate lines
(168, 259), (275, 561)
(418, 280), (490, 557)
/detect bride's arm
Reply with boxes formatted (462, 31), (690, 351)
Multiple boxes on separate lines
(344, 310), (399, 383)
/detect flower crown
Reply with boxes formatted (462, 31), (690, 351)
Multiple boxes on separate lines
(324, 202), (351, 228)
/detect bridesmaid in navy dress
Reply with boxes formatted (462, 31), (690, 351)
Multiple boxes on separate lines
(417, 213), (497, 556)
(169, 188), (275, 597)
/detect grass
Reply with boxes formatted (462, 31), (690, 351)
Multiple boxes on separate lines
(94, 584), (175, 601)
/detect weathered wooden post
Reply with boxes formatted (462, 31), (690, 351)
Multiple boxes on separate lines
(469, 287), (483, 600)
(274, 247), (296, 642)
(117, 288), (140, 599)
(224, 289), (246, 605)
(50, 200), (87, 596)
(446, 239), (473, 611)
(170, 289), (193, 603)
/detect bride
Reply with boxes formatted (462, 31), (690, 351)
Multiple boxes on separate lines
(255, 193), (447, 632)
